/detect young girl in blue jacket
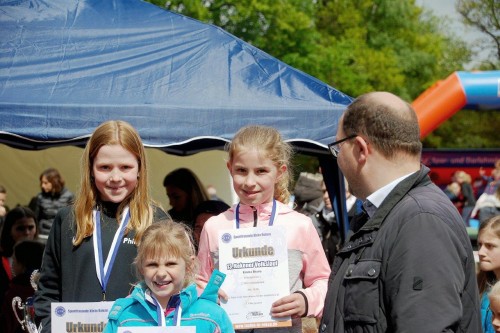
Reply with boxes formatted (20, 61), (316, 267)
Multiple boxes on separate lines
(104, 221), (234, 333)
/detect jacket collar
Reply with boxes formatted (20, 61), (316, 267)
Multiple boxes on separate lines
(360, 165), (431, 232)
(131, 281), (198, 318)
(235, 201), (272, 224)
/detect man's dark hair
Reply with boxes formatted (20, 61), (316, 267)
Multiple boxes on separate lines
(342, 92), (422, 159)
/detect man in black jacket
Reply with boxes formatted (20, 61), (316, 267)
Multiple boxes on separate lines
(320, 92), (481, 332)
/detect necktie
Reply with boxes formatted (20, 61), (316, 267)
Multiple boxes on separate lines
(363, 200), (376, 218)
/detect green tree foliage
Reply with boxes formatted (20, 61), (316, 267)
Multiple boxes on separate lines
(423, 110), (500, 148)
(457, 0), (500, 68)
(315, 0), (471, 99)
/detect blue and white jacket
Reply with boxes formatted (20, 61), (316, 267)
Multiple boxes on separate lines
(103, 270), (234, 333)
(481, 292), (495, 333)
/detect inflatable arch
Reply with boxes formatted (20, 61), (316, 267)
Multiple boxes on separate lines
(412, 71), (500, 138)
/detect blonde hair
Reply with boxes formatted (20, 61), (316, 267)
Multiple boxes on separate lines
(73, 120), (154, 246)
(226, 125), (293, 204)
(454, 170), (472, 184)
(134, 221), (198, 288)
(490, 280), (500, 301)
(477, 215), (500, 296)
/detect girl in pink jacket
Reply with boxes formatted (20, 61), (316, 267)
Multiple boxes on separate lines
(197, 125), (331, 333)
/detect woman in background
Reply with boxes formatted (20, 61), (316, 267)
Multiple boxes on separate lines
(30, 168), (74, 237)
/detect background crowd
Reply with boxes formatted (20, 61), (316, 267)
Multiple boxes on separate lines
(0, 117), (498, 332)
(443, 162), (500, 227)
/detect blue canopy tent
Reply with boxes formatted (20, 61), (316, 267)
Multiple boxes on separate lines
(0, 0), (353, 237)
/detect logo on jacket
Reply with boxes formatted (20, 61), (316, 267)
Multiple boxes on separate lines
(123, 237), (135, 245)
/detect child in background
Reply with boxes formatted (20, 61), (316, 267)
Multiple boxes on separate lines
(163, 168), (210, 228)
(0, 207), (39, 307)
(489, 280), (500, 333)
(192, 200), (230, 251)
(197, 125), (331, 333)
(35, 120), (169, 332)
(104, 221), (234, 333)
(1, 240), (45, 333)
(477, 215), (500, 333)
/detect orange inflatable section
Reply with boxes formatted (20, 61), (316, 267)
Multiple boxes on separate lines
(412, 72), (467, 139)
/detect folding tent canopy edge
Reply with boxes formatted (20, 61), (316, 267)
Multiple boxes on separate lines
(0, 0), (353, 239)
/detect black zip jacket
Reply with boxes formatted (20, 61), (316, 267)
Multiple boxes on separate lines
(34, 203), (169, 332)
(320, 166), (481, 333)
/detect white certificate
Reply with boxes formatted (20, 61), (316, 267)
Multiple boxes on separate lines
(51, 301), (113, 333)
(218, 225), (291, 329)
(118, 327), (195, 333)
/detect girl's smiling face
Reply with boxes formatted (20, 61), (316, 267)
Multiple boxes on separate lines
(140, 254), (190, 308)
(227, 148), (285, 206)
(92, 144), (139, 203)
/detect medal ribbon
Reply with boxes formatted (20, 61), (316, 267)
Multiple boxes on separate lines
(234, 199), (277, 229)
(93, 206), (130, 298)
(152, 293), (182, 326)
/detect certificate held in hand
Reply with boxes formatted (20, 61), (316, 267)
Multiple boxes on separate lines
(218, 225), (291, 330)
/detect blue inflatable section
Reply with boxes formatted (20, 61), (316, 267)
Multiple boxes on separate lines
(457, 71), (500, 110)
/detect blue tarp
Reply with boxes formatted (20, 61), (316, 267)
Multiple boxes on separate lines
(0, 0), (352, 155)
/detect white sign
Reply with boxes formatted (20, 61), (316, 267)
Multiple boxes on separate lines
(51, 302), (113, 333)
(218, 225), (291, 330)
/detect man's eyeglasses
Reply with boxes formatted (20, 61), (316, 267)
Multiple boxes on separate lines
(328, 134), (357, 157)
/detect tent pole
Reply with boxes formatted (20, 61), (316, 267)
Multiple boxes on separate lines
(319, 155), (349, 243)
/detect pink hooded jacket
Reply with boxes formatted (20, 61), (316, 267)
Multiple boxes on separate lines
(197, 200), (331, 320)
